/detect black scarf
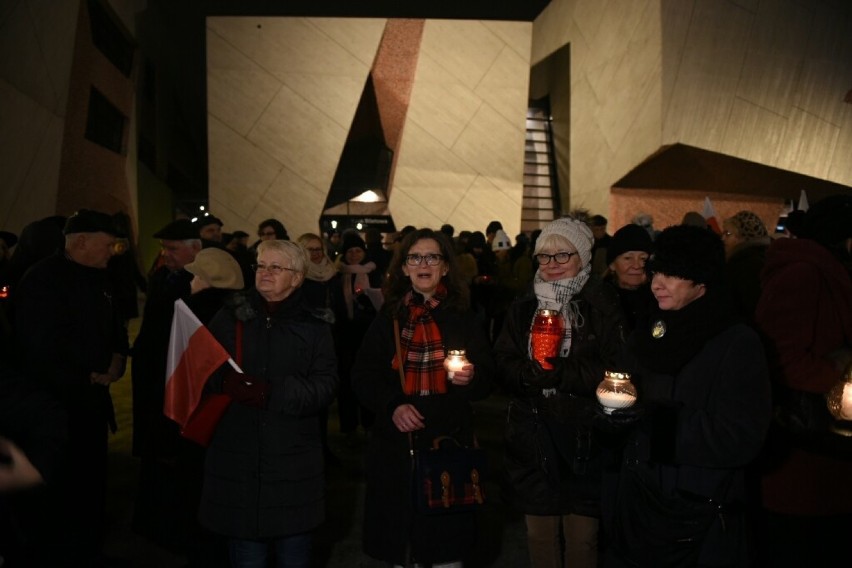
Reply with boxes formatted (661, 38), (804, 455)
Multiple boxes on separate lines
(633, 290), (734, 376)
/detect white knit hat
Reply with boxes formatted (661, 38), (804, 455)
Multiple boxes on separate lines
(491, 229), (512, 251)
(536, 217), (594, 267)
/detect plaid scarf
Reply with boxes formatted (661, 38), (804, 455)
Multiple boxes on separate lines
(392, 284), (448, 395)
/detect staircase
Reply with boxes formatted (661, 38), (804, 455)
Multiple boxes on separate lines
(521, 102), (561, 234)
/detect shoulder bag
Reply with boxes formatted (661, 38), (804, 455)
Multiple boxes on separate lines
(393, 319), (488, 514)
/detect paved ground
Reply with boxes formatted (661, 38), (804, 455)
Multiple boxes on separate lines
(101, 323), (532, 567)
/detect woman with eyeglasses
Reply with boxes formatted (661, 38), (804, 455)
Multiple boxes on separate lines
(352, 227), (494, 568)
(198, 239), (338, 567)
(493, 217), (626, 568)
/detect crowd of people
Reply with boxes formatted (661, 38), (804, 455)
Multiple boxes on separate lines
(0, 196), (850, 567)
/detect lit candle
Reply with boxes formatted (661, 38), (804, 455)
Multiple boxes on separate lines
(444, 350), (468, 380)
(597, 391), (638, 414)
(841, 383), (852, 421)
(596, 370), (638, 414)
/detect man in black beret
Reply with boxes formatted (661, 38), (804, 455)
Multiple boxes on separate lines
(12, 208), (129, 565)
(130, 218), (205, 547)
(193, 214), (224, 244)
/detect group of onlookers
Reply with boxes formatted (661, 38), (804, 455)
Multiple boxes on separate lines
(1, 194), (851, 568)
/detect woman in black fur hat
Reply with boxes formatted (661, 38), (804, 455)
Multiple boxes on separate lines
(599, 224), (772, 567)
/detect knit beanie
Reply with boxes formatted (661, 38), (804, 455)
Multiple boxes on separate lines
(536, 217), (594, 267)
(491, 229), (512, 251)
(728, 211), (768, 239)
(606, 223), (653, 264)
(339, 232), (367, 256)
(185, 247), (244, 290)
(647, 225), (725, 286)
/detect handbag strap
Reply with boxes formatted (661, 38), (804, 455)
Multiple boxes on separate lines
(235, 319), (243, 366)
(392, 318), (406, 390)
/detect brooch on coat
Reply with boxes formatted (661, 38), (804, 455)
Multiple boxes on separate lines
(651, 320), (666, 339)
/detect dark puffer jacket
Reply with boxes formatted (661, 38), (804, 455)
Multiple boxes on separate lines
(494, 278), (626, 516)
(199, 288), (337, 539)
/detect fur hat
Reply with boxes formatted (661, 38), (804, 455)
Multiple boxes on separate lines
(607, 223), (653, 264)
(491, 229), (512, 251)
(185, 248), (244, 290)
(727, 211), (768, 239)
(804, 194), (852, 247)
(536, 217), (594, 267)
(647, 225), (725, 286)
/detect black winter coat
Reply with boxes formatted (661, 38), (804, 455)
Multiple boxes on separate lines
(352, 304), (494, 565)
(603, 317), (772, 566)
(493, 278), (625, 516)
(198, 288), (338, 539)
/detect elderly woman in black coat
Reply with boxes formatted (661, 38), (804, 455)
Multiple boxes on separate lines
(200, 239), (337, 568)
(493, 217), (626, 568)
(599, 225), (772, 567)
(352, 228), (494, 567)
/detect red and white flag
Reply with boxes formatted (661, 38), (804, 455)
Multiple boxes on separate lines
(164, 299), (240, 427)
(702, 196), (722, 235)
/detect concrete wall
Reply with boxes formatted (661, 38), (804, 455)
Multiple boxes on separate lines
(206, 17), (531, 240)
(531, 0), (851, 224)
(0, 0), (143, 236)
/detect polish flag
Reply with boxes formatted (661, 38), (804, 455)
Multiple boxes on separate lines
(164, 299), (240, 427)
(702, 196), (722, 235)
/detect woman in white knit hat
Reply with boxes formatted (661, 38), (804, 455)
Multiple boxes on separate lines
(493, 216), (627, 568)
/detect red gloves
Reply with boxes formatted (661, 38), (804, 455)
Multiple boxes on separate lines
(222, 369), (270, 409)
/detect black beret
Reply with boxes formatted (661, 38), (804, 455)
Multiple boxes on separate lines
(153, 218), (198, 240)
(193, 215), (223, 228)
(232, 230), (249, 238)
(63, 209), (123, 237)
(607, 223), (653, 264)
(0, 230), (17, 248)
(647, 224), (725, 286)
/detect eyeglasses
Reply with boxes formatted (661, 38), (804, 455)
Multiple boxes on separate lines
(405, 253), (445, 266)
(305, 247), (323, 253)
(251, 263), (296, 275)
(259, 230), (277, 237)
(721, 231), (734, 239)
(534, 252), (578, 265)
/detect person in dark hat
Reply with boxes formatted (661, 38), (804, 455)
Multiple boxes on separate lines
(589, 214), (612, 278)
(0, 230), (17, 292)
(193, 214), (224, 244)
(598, 224), (771, 567)
(753, 194), (852, 567)
(330, 231), (383, 440)
(12, 208), (129, 566)
(602, 222), (655, 331)
(130, 217), (202, 552)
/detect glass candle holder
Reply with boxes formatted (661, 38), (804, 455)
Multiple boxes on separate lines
(531, 309), (564, 370)
(827, 364), (852, 436)
(444, 349), (469, 380)
(596, 371), (638, 414)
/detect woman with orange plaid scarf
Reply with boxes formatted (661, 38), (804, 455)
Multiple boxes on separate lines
(353, 227), (495, 568)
